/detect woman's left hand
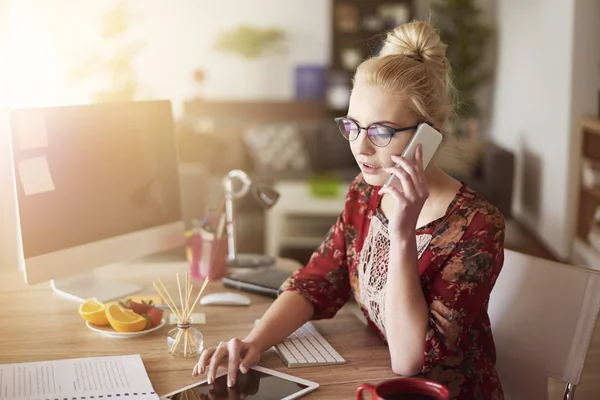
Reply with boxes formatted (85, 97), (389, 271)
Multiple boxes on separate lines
(378, 144), (429, 240)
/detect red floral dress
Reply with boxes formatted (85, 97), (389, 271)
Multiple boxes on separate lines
(280, 174), (505, 400)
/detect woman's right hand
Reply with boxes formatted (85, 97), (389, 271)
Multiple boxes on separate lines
(192, 338), (261, 388)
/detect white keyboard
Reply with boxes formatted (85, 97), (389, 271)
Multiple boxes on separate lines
(273, 322), (346, 368)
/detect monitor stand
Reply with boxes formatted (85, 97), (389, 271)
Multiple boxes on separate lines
(50, 273), (143, 303)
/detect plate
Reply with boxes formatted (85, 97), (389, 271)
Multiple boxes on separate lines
(86, 318), (167, 339)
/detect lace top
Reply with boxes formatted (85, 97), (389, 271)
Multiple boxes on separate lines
(280, 174), (506, 400)
(358, 210), (433, 339)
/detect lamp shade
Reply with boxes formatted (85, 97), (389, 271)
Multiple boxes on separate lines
(253, 185), (280, 209)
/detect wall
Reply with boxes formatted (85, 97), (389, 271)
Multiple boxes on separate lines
(135, 0), (332, 110)
(490, 0), (600, 260)
(7, 0), (332, 117)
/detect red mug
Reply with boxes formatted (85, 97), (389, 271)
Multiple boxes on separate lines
(357, 378), (450, 400)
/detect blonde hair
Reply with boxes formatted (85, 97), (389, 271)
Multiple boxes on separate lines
(354, 20), (456, 127)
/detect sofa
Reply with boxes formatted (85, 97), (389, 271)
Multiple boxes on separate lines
(442, 141), (515, 218)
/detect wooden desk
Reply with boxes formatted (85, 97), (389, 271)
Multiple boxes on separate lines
(0, 257), (396, 399)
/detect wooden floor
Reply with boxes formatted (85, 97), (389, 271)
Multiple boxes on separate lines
(504, 219), (600, 399)
(504, 218), (557, 261)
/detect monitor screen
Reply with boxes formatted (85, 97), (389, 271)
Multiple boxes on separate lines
(10, 100), (182, 259)
(9, 100), (184, 291)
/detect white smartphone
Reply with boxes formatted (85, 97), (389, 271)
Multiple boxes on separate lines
(383, 123), (443, 187)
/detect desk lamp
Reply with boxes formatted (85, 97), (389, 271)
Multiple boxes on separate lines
(223, 169), (279, 268)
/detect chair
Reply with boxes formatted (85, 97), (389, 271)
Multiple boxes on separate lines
(488, 250), (600, 399)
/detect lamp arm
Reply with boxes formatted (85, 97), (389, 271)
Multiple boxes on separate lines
(222, 170), (252, 263)
(225, 190), (237, 262)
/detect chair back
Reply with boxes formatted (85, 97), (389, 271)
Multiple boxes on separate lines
(488, 249), (600, 399)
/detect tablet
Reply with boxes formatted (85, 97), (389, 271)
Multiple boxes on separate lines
(222, 269), (291, 298)
(160, 366), (319, 400)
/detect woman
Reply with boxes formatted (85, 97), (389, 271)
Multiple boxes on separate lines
(193, 20), (505, 400)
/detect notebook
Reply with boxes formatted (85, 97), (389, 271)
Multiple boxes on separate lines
(0, 354), (158, 400)
(221, 268), (291, 298)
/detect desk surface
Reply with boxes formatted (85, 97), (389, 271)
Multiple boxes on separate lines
(0, 257), (396, 399)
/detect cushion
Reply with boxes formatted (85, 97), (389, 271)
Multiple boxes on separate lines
(243, 123), (312, 174)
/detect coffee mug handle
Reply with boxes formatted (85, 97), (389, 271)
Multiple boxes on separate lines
(356, 383), (376, 400)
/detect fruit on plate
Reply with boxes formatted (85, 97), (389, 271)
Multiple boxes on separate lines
(105, 303), (147, 333)
(120, 298), (153, 314)
(119, 298), (164, 329)
(78, 298), (109, 326)
(145, 307), (164, 328)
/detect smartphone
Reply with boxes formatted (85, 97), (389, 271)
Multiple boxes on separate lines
(383, 123), (443, 187)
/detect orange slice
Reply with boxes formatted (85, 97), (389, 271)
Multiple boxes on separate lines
(105, 303), (147, 333)
(79, 298), (109, 326)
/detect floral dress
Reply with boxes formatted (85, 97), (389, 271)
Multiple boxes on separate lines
(280, 174), (505, 400)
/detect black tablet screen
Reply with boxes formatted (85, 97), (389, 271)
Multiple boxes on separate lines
(164, 369), (309, 400)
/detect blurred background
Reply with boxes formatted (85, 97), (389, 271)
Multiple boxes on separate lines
(1, 0), (599, 269)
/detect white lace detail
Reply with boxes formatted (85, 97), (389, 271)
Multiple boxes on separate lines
(358, 213), (432, 338)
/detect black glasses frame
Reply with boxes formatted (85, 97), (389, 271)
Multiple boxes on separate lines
(334, 117), (421, 147)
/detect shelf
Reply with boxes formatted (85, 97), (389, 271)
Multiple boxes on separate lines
(583, 186), (600, 202)
(581, 117), (600, 136)
(331, 0), (414, 94)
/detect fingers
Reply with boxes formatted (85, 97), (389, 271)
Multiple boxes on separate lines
(239, 345), (259, 374)
(414, 143), (425, 172)
(194, 347), (217, 377)
(192, 339), (258, 391)
(227, 339), (243, 387)
(385, 160), (416, 200)
(391, 154), (421, 181)
(388, 148), (428, 199)
(207, 341), (229, 384)
(413, 145), (428, 190)
(378, 185), (407, 207)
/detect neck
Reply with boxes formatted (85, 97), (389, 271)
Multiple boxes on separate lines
(423, 165), (448, 193)
(378, 165), (462, 228)
(422, 165), (461, 210)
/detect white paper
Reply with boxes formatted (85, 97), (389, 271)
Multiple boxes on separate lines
(0, 354), (158, 400)
(16, 111), (48, 150)
(18, 156), (55, 195)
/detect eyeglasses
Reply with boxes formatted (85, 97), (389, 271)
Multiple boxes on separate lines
(334, 117), (420, 147)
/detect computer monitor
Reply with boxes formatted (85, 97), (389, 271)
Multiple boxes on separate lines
(0, 97), (23, 272)
(8, 100), (185, 302)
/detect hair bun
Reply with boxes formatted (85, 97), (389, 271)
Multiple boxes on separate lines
(379, 20), (448, 70)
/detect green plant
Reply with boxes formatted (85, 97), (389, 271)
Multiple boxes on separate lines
(68, 1), (144, 102)
(308, 174), (342, 198)
(213, 25), (286, 59)
(431, 0), (494, 119)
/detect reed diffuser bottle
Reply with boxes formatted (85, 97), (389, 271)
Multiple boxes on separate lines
(153, 273), (209, 358)
(167, 321), (203, 358)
